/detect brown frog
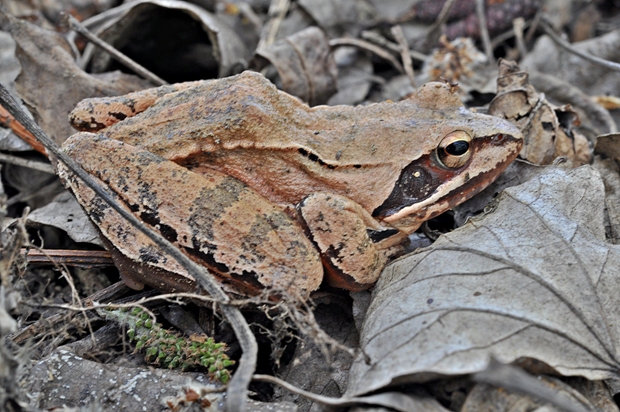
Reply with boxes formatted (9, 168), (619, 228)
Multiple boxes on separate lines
(58, 71), (523, 300)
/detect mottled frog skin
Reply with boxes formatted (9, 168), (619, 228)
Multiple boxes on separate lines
(59, 71), (523, 300)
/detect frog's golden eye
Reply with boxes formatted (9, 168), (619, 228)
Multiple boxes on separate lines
(437, 131), (472, 169)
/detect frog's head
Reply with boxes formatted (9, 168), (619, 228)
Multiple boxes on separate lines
(373, 82), (523, 233)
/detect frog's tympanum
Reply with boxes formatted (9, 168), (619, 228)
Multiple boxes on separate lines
(58, 71), (523, 300)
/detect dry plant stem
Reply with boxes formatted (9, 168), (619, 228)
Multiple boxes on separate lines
(0, 105), (46, 155)
(424, 0), (456, 44)
(0, 85), (256, 412)
(524, 8), (542, 44)
(257, 0), (290, 51)
(491, 20), (531, 49)
(63, 14), (168, 86)
(473, 359), (592, 412)
(330, 38), (405, 73)
(237, 3), (262, 30)
(541, 19), (620, 73)
(10, 282), (137, 345)
(253, 374), (426, 411)
(360, 31), (428, 62)
(391, 25), (416, 87)
(24, 249), (113, 267)
(476, 0), (494, 64)
(513, 18), (527, 59)
(0, 153), (54, 174)
(528, 70), (617, 135)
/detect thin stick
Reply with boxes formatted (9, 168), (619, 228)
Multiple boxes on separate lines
(425, 0), (456, 38)
(541, 19), (620, 73)
(330, 38), (405, 74)
(253, 374), (436, 410)
(391, 25), (415, 87)
(474, 359), (592, 412)
(0, 152), (54, 174)
(513, 18), (527, 60)
(63, 14), (168, 86)
(0, 105), (46, 155)
(0, 85), (256, 412)
(476, 0), (494, 64)
(360, 31), (428, 62)
(24, 249), (113, 266)
(257, 0), (290, 51)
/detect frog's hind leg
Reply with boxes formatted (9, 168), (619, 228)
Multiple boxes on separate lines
(298, 193), (391, 291)
(69, 81), (204, 132)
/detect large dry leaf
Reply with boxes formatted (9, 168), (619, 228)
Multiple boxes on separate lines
(83, 0), (250, 82)
(490, 59), (591, 166)
(252, 26), (337, 105)
(26, 192), (102, 246)
(347, 166), (620, 396)
(0, 11), (152, 145)
(522, 29), (620, 99)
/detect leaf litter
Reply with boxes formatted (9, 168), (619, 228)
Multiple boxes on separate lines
(349, 166), (620, 394)
(0, 0), (620, 411)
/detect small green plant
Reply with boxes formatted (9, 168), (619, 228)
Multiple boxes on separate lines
(102, 306), (234, 383)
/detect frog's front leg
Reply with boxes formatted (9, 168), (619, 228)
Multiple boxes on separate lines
(299, 193), (403, 291)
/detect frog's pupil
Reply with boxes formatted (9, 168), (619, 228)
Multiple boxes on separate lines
(446, 140), (469, 156)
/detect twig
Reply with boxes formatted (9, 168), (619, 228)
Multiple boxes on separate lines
(330, 38), (405, 74)
(0, 152), (54, 174)
(62, 14), (168, 86)
(474, 358), (593, 412)
(541, 19), (620, 73)
(524, 7), (543, 44)
(257, 0), (290, 51)
(10, 282), (141, 345)
(253, 374), (436, 411)
(490, 19), (531, 49)
(0, 105), (46, 155)
(0, 85), (256, 412)
(425, 0), (456, 42)
(476, 0), (494, 64)
(391, 25), (415, 87)
(513, 18), (527, 59)
(24, 249), (113, 266)
(360, 31), (428, 62)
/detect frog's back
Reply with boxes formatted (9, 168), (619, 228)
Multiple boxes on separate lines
(101, 71), (512, 212)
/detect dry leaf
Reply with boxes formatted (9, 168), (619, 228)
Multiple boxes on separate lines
(297, 0), (376, 38)
(0, 11), (152, 145)
(26, 192), (102, 246)
(490, 60), (592, 166)
(522, 29), (620, 99)
(347, 166), (620, 396)
(82, 0), (250, 82)
(253, 26), (337, 106)
(463, 377), (600, 412)
(421, 37), (496, 96)
(327, 48), (374, 105)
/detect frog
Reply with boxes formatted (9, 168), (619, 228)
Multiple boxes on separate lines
(58, 71), (523, 300)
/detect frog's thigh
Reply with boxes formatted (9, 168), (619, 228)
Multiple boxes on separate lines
(299, 193), (388, 291)
(69, 81), (202, 131)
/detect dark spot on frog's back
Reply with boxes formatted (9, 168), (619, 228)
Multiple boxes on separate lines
(108, 112), (127, 121)
(187, 176), (246, 237)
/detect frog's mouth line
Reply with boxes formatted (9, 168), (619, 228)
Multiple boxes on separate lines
(378, 133), (523, 230)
